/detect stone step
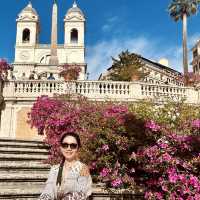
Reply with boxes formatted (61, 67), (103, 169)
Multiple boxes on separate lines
(0, 138), (48, 148)
(0, 181), (45, 189)
(0, 146), (49, 154)
(0, 138), (51, 199)
(0, 196), (38, 200)
(0, 170), (48, 181)
(0, 137), (43, 144)
(0, 186), (41, 197)
(0, 168), (49, 174)
(0, 141), (48, 149)
(0, 153), (48, 161)
(0, 160), (50, 169)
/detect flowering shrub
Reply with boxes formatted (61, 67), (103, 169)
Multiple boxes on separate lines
(28, 96), (200, 198)
(60, 64), (81, 80)
(0, 59), (11, 80)
(137, 124), (200, 199)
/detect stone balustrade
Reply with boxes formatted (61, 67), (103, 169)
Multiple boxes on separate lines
(141, 83), (186, 100)
(1, 80), (199, 139)
(2, 80), (199, 103)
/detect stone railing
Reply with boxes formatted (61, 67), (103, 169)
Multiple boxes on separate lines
(2, 80), (199, 103)
(141, 83), (186, 101)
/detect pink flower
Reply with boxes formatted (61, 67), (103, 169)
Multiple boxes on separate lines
(100, 168), (111, 177)
(111, 178), (123, 187)
(155, 192), (163, 200)
(162, 153), (172, 162)
(194, 194), (200, 200)
(90, 162), (97, 170)
(145, 120), (160, 132)
(167, 167), (176, 174)
(192, 119), (200, 128)
(183, 187), (191, 195)
(159, 142), (168, 149)
(189, 176), (199, 188)
(157, 138), (169, 149)
(144, 191), (153, 199)
(169, 173), (178, 183)
(101, 144), (109, 151)
(161, 184), (168, 192)
(178, 174), (186, 184)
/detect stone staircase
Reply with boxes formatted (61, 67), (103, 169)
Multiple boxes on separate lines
(0, 138), (50, 200)
(0, 138), (144, 200)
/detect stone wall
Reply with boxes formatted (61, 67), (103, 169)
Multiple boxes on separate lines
(16, 107), (42, 140)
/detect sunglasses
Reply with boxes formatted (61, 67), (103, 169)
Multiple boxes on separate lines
(61, 143), (78, 150)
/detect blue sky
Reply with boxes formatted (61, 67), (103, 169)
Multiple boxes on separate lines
(1, 0), (200, 79)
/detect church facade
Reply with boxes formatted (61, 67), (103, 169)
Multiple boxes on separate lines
(13, 1), (86, 80)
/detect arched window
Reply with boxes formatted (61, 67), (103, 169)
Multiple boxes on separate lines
(22, 29), (30, 43)
(70, 29), (78, 43)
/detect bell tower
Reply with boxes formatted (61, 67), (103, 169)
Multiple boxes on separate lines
(15, 2), (40, 63)
(63, 1), (86, 79)
(64, 1), (85, 47)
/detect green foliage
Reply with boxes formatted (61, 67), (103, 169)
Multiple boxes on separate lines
(129, 99), (200, 134)
(168, 0), (200, 21)
(107, 50), (148, 81)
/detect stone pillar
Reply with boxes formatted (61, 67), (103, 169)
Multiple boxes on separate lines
(49, 1), (59, 65)
(0, 102), (15, 138)
(130, 82), (143, 101)
(193, 83), (200, 104)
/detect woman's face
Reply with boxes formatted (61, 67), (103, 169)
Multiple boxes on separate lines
(60, 135), (79, 162)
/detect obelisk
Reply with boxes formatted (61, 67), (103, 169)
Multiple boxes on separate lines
(49, 0), (59, 65)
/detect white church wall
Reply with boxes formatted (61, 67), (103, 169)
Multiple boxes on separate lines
(15, 48), (35, 63)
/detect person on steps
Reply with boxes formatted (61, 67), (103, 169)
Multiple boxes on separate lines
(39, 132), (92, 200)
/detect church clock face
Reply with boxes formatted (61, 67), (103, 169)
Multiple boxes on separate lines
(20, 51), (30, 60)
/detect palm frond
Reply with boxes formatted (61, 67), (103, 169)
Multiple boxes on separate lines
(168, 0), (200, 21)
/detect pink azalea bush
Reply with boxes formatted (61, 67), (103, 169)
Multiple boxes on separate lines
(28, 96), (200, 199)
(138, 124), (200, 199)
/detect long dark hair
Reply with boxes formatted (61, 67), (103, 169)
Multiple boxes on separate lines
(56, 132), (81, 186)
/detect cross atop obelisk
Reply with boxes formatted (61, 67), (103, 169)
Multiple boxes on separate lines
(49, 0), (59, 65)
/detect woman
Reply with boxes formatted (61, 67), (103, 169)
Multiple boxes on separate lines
(39, 132), (92, 200)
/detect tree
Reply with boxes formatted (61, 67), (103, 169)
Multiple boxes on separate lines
(168, 0), (200, 85)
(107, 50), (147, 81)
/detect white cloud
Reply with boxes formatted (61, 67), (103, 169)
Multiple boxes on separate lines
(86, 33), (200, 80)
(102, 16), (119, 32)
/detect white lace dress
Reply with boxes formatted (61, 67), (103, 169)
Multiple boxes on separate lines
(38, 161), (92, 200)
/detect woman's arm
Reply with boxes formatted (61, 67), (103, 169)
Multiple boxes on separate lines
(38, 166), (58, 200)
(78, 165), (93, 197)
